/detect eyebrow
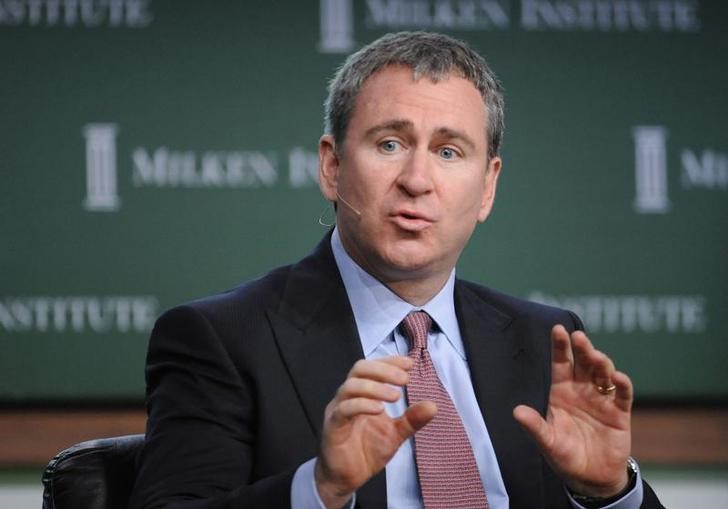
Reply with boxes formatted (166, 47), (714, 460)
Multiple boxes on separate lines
(433, 127), (477, 152)
(363, 119), (477, 152)
(363, 119), (413, 139)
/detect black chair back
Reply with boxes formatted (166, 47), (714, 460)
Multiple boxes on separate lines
(42, 434), (144, 509)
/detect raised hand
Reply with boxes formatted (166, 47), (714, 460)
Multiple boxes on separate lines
(513, 324), (633, 498)
(315, 356), (437, 508)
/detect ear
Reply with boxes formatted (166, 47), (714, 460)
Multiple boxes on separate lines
(477, 156), (502, 222)
(318, 135), (339, 202)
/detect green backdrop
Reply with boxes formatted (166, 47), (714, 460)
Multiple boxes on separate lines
(2, 0), (726, 401)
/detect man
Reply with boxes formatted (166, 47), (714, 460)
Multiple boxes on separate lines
(130, 32), (663, 508)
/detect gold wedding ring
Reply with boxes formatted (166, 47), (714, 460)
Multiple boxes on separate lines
(595, 383), (617, 395)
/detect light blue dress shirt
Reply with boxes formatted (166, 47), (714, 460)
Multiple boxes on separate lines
(291, 228), (643, 509)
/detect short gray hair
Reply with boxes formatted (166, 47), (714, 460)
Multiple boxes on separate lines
(324, 31), (504, 159)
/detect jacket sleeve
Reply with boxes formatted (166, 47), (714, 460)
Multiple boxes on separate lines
(128, 305), (295, 509)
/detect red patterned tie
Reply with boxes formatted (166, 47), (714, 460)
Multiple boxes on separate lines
(401, 311), (489, 509)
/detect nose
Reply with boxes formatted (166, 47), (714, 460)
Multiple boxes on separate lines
(395, 148), (434, 197)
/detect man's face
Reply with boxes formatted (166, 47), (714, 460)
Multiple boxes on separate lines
(319, 65), (501, 291)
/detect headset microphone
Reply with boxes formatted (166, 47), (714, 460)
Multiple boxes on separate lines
(336, 192), (362, 217)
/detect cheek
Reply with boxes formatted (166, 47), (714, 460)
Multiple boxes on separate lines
(352, 176), (394, 208)
(447, 181), (487, 213)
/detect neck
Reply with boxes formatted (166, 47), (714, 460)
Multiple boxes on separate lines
(383, 274), (450, 306)
(333, 227), (455, 306)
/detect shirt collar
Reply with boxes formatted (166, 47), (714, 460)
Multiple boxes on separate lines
(331, 227), (465, 359)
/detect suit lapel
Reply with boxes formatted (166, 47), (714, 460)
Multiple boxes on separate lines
(266, 234), (387, 507)
(455, 282), (547, 508)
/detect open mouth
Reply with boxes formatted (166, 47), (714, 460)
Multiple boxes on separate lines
(391, 211), (434, 232)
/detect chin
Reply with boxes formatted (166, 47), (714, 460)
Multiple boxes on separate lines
(380, 250), (437, 278)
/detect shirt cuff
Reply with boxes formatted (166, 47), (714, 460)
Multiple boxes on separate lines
(291, 457), (356, 509)
(566, 463), (644, 509)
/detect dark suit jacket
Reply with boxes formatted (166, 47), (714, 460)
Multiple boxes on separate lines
(129, 234), (663, 509)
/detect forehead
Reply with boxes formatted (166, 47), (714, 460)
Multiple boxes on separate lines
(349, 66), (488, 143)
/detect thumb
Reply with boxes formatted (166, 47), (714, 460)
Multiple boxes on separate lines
(513, 404), (553, 451)
(395, 401), (437, 440)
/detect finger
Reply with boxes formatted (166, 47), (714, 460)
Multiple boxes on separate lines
(612, 371), (633, 412)
(571, 331), (615, 384)
(329, 397), (386, 425)
(377, 355), (415, 369)
(550, 325), (574, 383)
(347, 357), (413, 386)
(394, 401), (437, 439)
(336, 377), (401, 403)
(513, 404), (553, 452)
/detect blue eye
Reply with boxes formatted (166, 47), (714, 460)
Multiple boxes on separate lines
(380, 140), (399, 152)
(440, 147), (458, 160)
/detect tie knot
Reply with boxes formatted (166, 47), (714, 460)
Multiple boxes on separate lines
(401, 311), (432, 351)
